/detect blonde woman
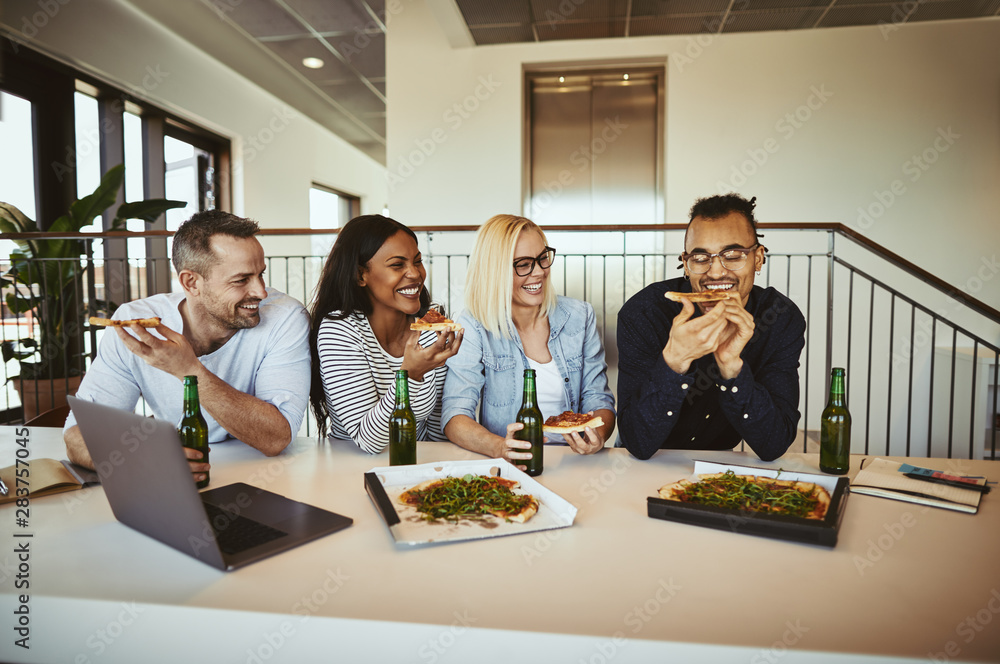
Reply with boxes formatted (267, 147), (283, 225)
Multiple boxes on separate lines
(441, 215), (615, 469)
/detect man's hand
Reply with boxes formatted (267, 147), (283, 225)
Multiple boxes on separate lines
(661, 297), (730, 374)
(115, 323), (200, 379)
(183, 447), (211, 485)
(713, 298), (755, 379)
(401, 328), (464, 382)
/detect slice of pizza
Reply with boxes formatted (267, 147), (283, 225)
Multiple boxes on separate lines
(397, 475), (538, 523)
(664, 290), (734, 304)
(410, 308), (463, 332)
(791, 481), (831, 519)
(88, 316), (161, 328)
(542, 411), (604, 434)
(491, 496), (540, 523)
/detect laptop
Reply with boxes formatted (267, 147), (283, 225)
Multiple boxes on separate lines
(68, 396), (352, 571)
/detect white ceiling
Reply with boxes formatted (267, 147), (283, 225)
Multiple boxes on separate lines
(126, 0), (1000, 165)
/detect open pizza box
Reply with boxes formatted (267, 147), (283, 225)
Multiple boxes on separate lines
(364, 458), (578, 546)
(647, 460), (851, 547)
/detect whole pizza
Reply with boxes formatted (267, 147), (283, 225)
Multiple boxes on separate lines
(658, 470), (831, 520)
(398, 474), (539, 523)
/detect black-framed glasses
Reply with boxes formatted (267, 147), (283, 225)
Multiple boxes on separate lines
(680, 243), (759, 274)
(513, 246), (556, 277)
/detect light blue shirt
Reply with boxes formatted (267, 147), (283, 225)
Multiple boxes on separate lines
(64, 288), (311, 443)
(442, 296), (615, 438)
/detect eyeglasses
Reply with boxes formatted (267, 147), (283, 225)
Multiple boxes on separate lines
(680, 243), (760, 274)
(513, 247), (556, 277)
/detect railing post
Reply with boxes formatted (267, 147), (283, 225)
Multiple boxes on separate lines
(426, 231), (434, 304)
(826, 230), (834, 382)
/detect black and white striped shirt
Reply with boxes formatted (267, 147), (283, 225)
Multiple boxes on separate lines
(316, 311), (446, 454)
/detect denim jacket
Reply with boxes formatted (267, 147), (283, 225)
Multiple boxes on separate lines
(442, 296), (615, 437)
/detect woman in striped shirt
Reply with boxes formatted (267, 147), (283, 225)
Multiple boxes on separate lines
(308, 215), (463, 453)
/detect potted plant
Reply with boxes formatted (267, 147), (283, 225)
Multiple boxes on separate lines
(0, 164), (185, 420)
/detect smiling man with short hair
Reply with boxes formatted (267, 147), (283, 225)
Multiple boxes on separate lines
(64, 211), (311, 479)
(616, 194), (805, 461)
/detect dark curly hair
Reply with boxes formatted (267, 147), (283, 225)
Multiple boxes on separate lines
(688, 193), (760, 234)
(307, 215), (431, 439)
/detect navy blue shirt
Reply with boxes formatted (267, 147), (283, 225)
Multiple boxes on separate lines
(616, 277), (805, 461)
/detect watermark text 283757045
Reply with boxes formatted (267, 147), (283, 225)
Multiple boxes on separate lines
(12, 426), (32, 651)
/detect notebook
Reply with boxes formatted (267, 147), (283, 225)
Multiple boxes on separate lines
(851, 457), (987, 514)
(68, 396), (353, 571)
(0, 458), (99, 505)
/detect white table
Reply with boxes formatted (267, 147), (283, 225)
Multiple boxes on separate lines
(1, 427), (998, 663)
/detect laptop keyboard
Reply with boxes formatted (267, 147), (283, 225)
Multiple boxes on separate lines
(203, 502), (288, 555)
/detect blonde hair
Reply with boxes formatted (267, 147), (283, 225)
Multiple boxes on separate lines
(464, 215), (557, 339)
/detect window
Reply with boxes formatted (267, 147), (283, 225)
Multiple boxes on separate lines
(309, 185), (359, 257)
(0, 91), (35, 262)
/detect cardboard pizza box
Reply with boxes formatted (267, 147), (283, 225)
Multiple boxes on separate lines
(647, 460), (850, 547)
(365, 458), (578, 546)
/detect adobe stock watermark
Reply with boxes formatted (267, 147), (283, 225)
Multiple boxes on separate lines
(339, 0), (408, 62)
(416, 610), (478, 663)
(14, 0), (72, 42)
(50, 65), (171, 183)
(715, 85), (834, 192)
(852, 511), (919, 575)
(239, 107), (298, 165)
(521, 527), (564, 566)
(244, 567), (350, 663)
(877, 0), (927, 40)
(889, 254), (998, 371)
(928, 588), (1000, 662)
(386, 75), (502, 191)
(750, 620), (810, 664)
(73, 601), (145, 663)
(576, 578), (681, 663)
(853, 126), (960, 230)
(529, 115), (629, 216)
(63, 414), (157, 516)
(671, 2), (750, 73)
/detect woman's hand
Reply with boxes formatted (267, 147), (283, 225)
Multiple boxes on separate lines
(497, 422), (534, 471)
(562, 412), (605, 455)
(401, 328), (464, 381)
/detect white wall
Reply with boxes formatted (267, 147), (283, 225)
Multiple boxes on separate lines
(1, 0), (388, 259)
(386, 2), (1000, 314)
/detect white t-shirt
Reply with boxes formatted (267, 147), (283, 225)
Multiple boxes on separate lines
(526, 356), (570, 443)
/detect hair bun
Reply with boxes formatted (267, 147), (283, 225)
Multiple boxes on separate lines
(749, 196), (757, 209)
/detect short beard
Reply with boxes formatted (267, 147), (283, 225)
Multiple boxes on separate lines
(208, 304), (260, 330)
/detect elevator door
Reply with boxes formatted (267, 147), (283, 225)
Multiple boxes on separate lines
(528, 71), (660, 225)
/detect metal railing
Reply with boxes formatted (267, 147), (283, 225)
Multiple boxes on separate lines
(3, 224), (998, 459)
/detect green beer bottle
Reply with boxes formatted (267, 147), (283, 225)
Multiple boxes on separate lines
(178, 375), (210, 488)
(820, 367), (851, 475)
(514, 369), (544, 477)
(389, 370), (417, 465)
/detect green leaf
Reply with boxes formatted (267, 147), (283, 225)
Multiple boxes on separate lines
(67, 164), (124, 232)
(1, 339), (37, 363)
(0, 202), (38, 233)
(112, 199), (187, 229)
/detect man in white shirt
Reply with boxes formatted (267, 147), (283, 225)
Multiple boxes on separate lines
(64, 211), (311, 482)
